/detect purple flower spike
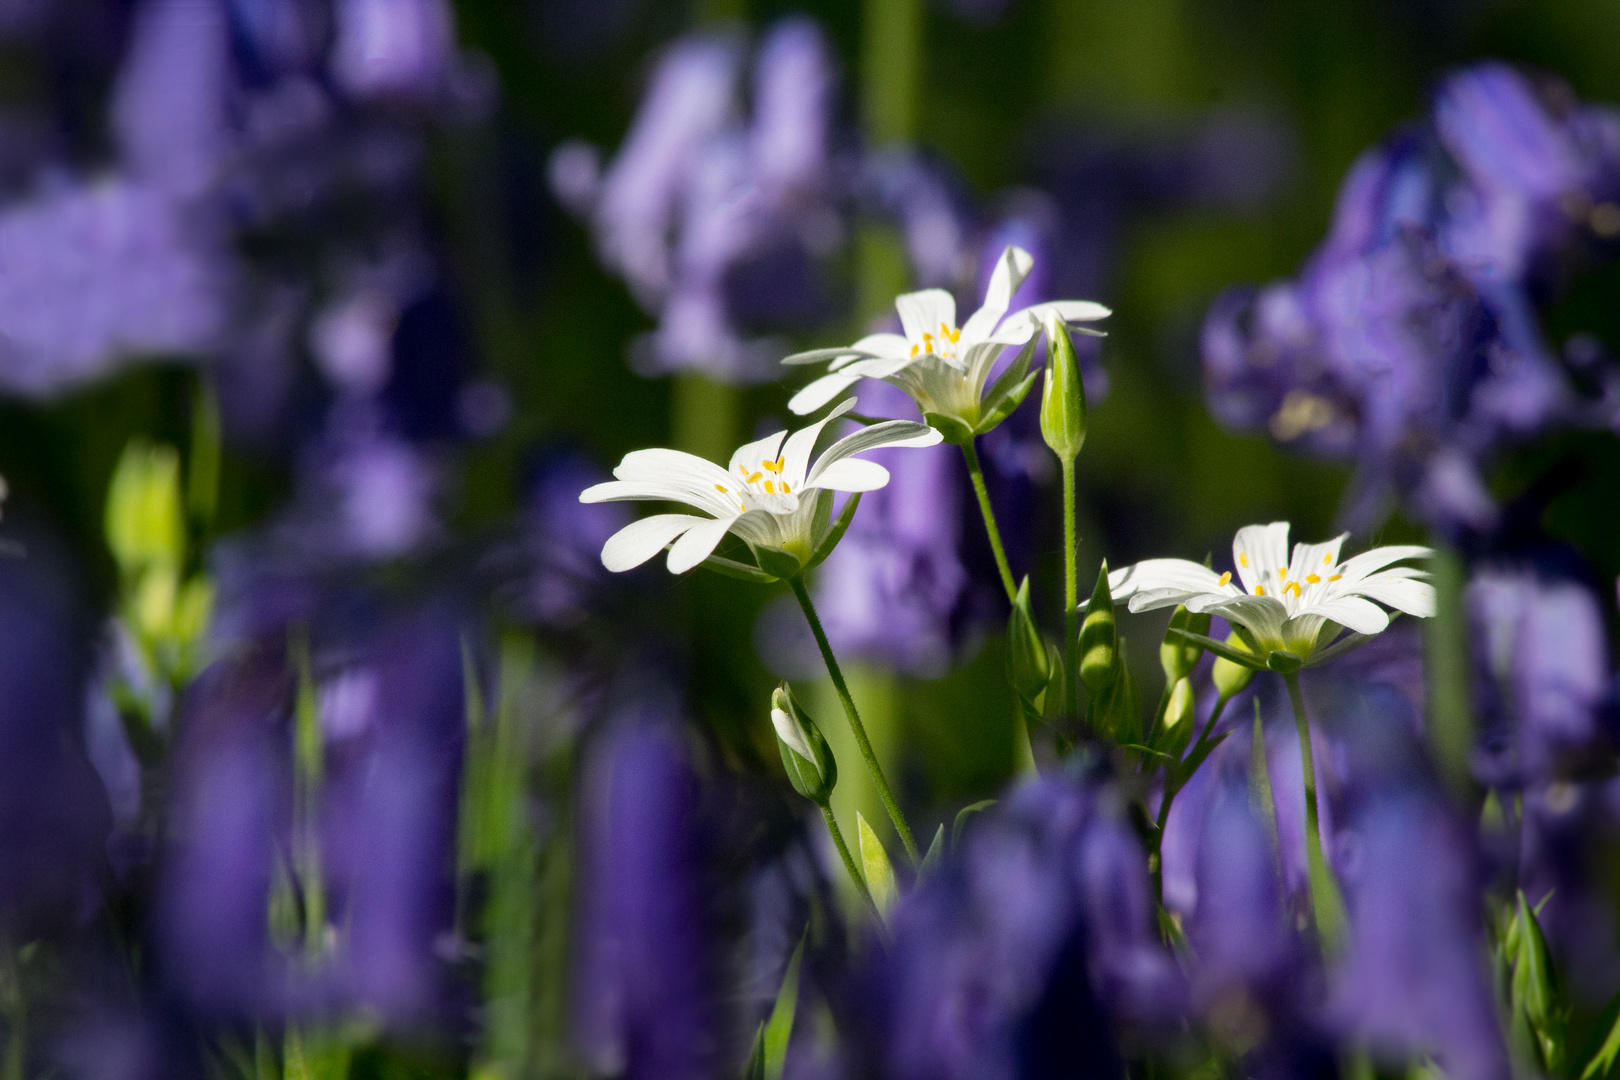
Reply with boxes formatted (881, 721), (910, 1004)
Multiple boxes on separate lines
(572, 708), (722, 1080)
(1334, 795), (1509, 1080)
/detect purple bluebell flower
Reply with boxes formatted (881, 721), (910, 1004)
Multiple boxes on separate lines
(111, 0), (232, 197)
(1202, 63), (1620, 534)
(1468, 565), (1609, 784)
(857, 772), (1178, 1080)
(572, 703), (723, 1080)
(1187, 780), (1292, 999)
(1333, 794), (1510, 1080)
(863, 148), (977, 291)
(517, 450), (632, 630)
(330, 0), (457, 103)
(0, 549), (111, 940)
(556, 20), (843, 382)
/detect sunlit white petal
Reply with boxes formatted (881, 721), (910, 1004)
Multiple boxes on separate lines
(601, 513), (711, 571)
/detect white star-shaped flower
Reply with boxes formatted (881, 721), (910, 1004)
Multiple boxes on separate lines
(781, 246), (1109, 433)
(579, 399), (941, 574)
(1105, 522), (1435, 662)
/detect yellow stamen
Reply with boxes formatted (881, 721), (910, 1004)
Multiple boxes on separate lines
(764, 480), (774, 494)
(1329, 574), (1342, 582)
(714, 484), (728, 493)
(949, 327), (960, 343)
(780, 482), (790, 494)
(1239, 553), (1248, 567)
(747, 472), (762, 484)
(1254, 584), (1265, 596)
(1323, 553), (1333, 565)
(1286, 582), (1301, 597)
(1306, 574), (1320, 583)
(911, 344), (919, 357)
(1277, 568), (1287, 579)
(761, 458), (781, 473)
(1217, 571), (1232, 587)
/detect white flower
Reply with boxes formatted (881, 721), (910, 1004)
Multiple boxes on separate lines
(1105, 522), (1435, 661)
(579, 398), (941, 574)
(781, 245), (1110, 429)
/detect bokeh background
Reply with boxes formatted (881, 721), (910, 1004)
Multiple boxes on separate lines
(1, 0), (1619, 1075)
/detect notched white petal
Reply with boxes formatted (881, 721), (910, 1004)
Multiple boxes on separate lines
(601, 513), (708, 572)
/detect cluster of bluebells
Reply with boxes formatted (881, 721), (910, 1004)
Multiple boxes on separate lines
(1204, 61), (1620, 537)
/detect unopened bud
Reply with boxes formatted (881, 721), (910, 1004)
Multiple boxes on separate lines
(1164, 677), (1195, 731)
(1007, 577), (1051, 701)
(1211, 633), (1257, 698)
(770, 684), (837, 804)
(1039, 314), (1087, 462)
(1159, 606), (1212, 682)
(1079, 560), (1116, 694)
(105, 440), (185, 576)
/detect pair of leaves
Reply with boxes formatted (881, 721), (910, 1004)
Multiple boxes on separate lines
(1499, 889), (1567, 1075)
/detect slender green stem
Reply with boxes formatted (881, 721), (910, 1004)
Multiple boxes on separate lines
(1284, 671), (1345, 954)
(790, 577), (921, 863)
(1150, 693), (1230, 905)
(821, 805), (882, 919)
(961, 440), (1018, 605)
(1059, 457), (1079, 719)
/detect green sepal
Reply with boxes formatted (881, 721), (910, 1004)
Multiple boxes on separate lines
(771, 685), (838, 804)
(974, 337), (1041, 435)
(951, 799), (996, 849)
(1166, 628), (1268, 670)
(700, 554), (779, 584)
(922, 410), (976, 445)
(1039, 316), (1087, 462)
(1155, 677), (1196, 760)
(1265, 650), (1303, 675)
(1512, 890), (1565, 1070)
(920, 825), (946, 880)
(1079, 560), (1117, 694)
(1304, 628), (1377, 668)
(857, 813), (897, 918)
(754, 545), (808, 581)
(807, 492), (862, 570)
(1007, 577), (1052, 702)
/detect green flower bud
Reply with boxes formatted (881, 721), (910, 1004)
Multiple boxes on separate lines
(1159, 606), (1212, 683)
(1164, 677), (1195, 731)
(771, 684), (837, 804)
(105, 440), (185, 577)
(1079, 560), (1116, 694)
(1039, 315), (1087, 462)
(1211, 633), (1257, 698)
(1007, 577), (1051, 702)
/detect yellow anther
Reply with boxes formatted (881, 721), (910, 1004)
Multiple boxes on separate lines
(761, 459), (782, 473)
(1306, 573), (1320, 584)
(780, 482), (790, 494)
(764, 480), (775, 494)
(911, 344), (919, 357)
(1217, 571), (1232, 587)
(949, 327), (960, 343)
(1286, 582), (1301, 597)
(747, 472), (762, 484)
(1323, 553), (1333, 565)
(1254, 584), (1265, 596)
(1277, 568), (1287, 579)
(1329, 574), (1342, 582)
(1240, 553), (1249, 567)
(715, 484), (728, 493)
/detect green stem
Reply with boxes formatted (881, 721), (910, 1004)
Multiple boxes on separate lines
(821, 805), (883, 919)
(961, 441), (1018, 605)
(1150, 694), (1230, 905)
(1060, 456), (1079, 719)
(790, 577), (921, 863)
(1284, 671), (1345, 954)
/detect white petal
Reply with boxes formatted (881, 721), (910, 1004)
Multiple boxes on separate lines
(612, 448), (743, 514)
(808, 458), (890, 492)
(849, 332), (911, 359)
(1010, 298), (1112, 325)
(729, 428), (789, 477)
(895, 288), (956, 342)
(960, 245), (1033, 346)
(1294, 595), (1389, 636)
(1233, 522), (1290, 596)
(1203, 595), (1291, 649)
(601, 514), (709, 572)
(1107, 558), (1227, 603)
(1335, 544), (1432, 583)
(580, 480), (709, 512)
(1128, 588), (1222, 613)
(665, 515), (735, 574)
(1351, 576), (1437, 618)
(1287, 533), (1348, 583)
(771, 707), (814, 760)
(788, 371), (861, 415)
(778, 398), (858, 487)
(805, 419), (940, 488)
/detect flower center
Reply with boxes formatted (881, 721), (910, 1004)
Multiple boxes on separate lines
(909, 321), (961, 362)
(723, 455), (794, 509)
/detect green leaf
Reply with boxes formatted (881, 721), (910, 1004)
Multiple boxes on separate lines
(920, 824), (946, 880)
(743, 1022), (766, 1080)
(1513, 891), (1559, 1031)
(761, 932), (805, 1080)
(1248, 703), (1283, 884)
(857, 813), (897, 918)
(1582, 990), (1620, 1079)
(807, 492), (862, 569)
(952, 800), (996, 849)
(700, 554), (779, 584)
(1007, 577), (1052, 701)
(921, 410), (975, 445)
(1166, 628), (1268, 670)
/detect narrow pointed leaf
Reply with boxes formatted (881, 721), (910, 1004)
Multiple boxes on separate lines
(858, 813), (897, 917)
(952, 800), (996, 849)
(762, 932), (805, 1080)
(1165, 628), (1268, 670)
(975, 370), (1040, 435)
(920, 825), (946, 880)
(701, 554), (779, 584)
(1582, 991), (1620, 1079)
